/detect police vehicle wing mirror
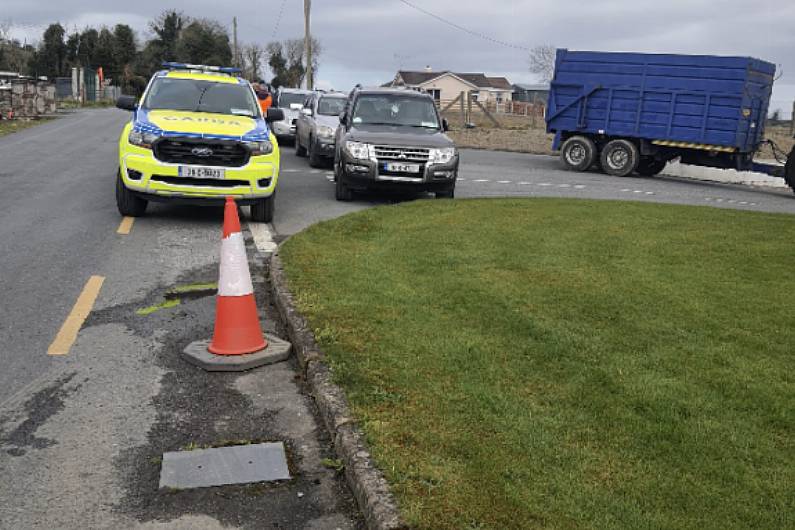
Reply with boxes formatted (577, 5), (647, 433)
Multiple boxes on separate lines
(266, 107), (285, 123)
(116, 95), (138, 111)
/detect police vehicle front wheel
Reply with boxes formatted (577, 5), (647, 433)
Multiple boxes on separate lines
(116, 170), (147, 217)
(251, 193), (275, 223)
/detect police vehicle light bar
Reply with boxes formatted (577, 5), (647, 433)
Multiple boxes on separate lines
(162, 62), (242, 75)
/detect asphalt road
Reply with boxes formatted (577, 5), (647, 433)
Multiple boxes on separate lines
(0, 108), (793, 528)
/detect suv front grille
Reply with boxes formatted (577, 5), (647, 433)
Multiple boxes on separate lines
(374, 145), (430, 163)
(154, 138), (250, 167)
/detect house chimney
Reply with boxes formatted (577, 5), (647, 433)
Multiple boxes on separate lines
(425, 65), (432, 73)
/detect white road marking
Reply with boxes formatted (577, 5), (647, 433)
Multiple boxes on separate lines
(473, 179), (489, 183)
(497, 180), (511, 184)
(633, 190), (643, 193)
(310, 169), (322, 174)
(574, 185), (586, 189)
(621, 188), (631, 192)
(458, 177), (466, 181)
(645, 191), (654, 195)
(558, 184), (571, 188)
(518, 182), (531, 185)
(739, 201), (748, 205)
(538, 183), (552, 186)
(248, 221), (278, 254)
(705, 197), (713, 201)
(282, 169), (300, 173)
(326, 174), (335, 182)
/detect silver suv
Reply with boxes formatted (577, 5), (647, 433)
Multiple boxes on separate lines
(295, 92), (348, 167)
(271, 88), (312, 142)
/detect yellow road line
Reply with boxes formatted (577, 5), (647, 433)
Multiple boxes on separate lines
(117, 216), (135, 235)
(47, 276), (105, 356)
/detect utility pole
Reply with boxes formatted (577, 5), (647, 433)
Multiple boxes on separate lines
(304, 0), (313, 89)
(232, 17), (239, 69)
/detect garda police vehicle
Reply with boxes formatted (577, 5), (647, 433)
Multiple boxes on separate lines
(115, 63), (285, 222)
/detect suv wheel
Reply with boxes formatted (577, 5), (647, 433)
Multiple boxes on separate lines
(295, 135), (307, 157)
(335, 176), (353, 201)
(116, 169), (147, 217)
(251, 193), (275, 223)
(435, 187), (455, 199)
(308, 136), (322, 167)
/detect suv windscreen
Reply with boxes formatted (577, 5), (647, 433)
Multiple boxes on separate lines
(318, 97), (347, 116)
(278, 92), (308, 108)
(143, 77), (259, 117)
(352, 94), (440, 129)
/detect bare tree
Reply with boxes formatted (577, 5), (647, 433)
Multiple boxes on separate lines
(529, 44), (556, 83)
(242, 43), (265, 81)
(266, 37), (321, 88)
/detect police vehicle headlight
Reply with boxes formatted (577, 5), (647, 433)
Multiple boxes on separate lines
(317, 125), (335, 138)
(429, 147), (457, 164)
(246, 140), (273, 156)
(128, 130), (159, 149)
(345, 141), (373, 160)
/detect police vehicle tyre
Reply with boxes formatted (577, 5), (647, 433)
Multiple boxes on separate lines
(251, 193), (275, 223)
(116, 170), (147, 217)
(601, 139), (640, 177)
(435, 187), (455, 199)
(308, 137), (323, 168)
(636, 158), (667, 177)
(560, 136), (596, 172)
(335, 176), (353, 201)
(295, 135), (307, 157)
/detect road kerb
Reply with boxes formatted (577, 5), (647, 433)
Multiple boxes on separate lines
(269, 251), (407, 530)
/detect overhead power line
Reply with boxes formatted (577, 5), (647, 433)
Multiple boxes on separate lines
(271, 0), (289, 40)
(396, 0), (529, 52)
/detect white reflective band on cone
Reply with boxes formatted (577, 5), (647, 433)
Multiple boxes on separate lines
(218, 232), (254, 297)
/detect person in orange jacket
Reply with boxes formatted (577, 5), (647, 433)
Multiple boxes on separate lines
(253, 80), (273, 115)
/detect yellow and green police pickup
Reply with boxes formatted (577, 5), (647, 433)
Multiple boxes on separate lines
(115, 63), (284, 222)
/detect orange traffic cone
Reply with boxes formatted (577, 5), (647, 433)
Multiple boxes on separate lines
(208, 197), (268, 355)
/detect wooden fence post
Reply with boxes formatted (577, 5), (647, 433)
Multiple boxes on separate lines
(790, 100), (795, 136)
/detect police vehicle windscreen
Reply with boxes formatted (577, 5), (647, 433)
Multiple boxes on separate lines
(318, 97), (347, 116)
(351, 95), (440, 128)
(277, 92), (307, 108)
(143, 78), (259, 117)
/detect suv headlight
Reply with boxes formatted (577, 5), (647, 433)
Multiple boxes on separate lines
(429, 147), (457, 164)
(345, 141), (373, 160)
(246, 140), (274, 156)
(128, 130), (159, 149)
(317, 125), (335, 138)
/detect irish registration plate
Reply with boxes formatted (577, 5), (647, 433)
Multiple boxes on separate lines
(384, 162), (421, 173)
(179, 166), (225, 179)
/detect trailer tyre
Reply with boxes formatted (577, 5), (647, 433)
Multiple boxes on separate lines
(601, 139), (640, 177)
(637, 158), (667, 177)
(560, 136), (596, 172)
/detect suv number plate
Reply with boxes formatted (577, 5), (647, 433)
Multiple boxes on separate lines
(179, 166), (225, 179)
(383, 162), (420, 173)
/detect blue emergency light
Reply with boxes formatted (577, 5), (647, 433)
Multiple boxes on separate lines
(161, 62), (242, 75)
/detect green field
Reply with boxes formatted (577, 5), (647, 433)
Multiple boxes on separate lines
(280, 199), (794, 529)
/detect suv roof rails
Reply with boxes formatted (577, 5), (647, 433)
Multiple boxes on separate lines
(161, 62), (242, 76)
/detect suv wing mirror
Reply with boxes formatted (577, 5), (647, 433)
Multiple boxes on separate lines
(339, 111), (347, 125)
(116, 95), (138, 111)
(266, 107), (285, 122)
(442, 118), (450, 132)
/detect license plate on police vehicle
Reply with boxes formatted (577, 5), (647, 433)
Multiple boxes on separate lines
(383, 162), (420, 173)
(179, 166), (225, 179)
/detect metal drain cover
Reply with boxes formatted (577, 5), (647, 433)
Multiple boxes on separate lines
(159, 442), (291, 489)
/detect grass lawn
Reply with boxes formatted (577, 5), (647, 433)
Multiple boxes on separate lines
(0, 118), (53, 138)
(280, 199), (794, 529)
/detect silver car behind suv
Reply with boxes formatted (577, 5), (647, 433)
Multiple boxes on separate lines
(295, 92), (348, 167)
(271, 88), (312, 142)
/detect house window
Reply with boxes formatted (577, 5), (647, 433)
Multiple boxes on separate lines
(496, 93), (504, 104)
(469, 91), (479, 101)
(426, 88), (441, 101)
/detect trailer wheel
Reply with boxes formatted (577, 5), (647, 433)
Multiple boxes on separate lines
(637, 158), (667, 177)
(560, 136), (596, 172)
(601, 139), (639, 177)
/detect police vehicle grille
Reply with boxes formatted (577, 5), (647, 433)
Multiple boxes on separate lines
(374, 146), (430, 163)
(154, 139), (250, 167)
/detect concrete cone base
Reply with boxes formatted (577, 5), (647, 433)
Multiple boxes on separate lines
(182, 334), (291, 372)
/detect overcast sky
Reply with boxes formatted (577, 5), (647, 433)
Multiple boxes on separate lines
(5, 0), (795, 114)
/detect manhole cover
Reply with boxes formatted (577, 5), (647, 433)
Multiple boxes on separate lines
(159, 442), (291, 489)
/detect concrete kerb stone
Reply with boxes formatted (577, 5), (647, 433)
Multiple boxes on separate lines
(270, 251), (408, 530)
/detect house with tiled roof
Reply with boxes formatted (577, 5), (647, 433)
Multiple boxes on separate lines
(386, 68), (513, 104)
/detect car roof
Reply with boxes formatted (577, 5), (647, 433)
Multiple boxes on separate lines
(355, 87), (431, 98)
(158, 70), (244, 85)
(279, 88), (312, 93)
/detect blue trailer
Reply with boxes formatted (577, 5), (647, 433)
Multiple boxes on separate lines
(545, 49), (794, 192)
